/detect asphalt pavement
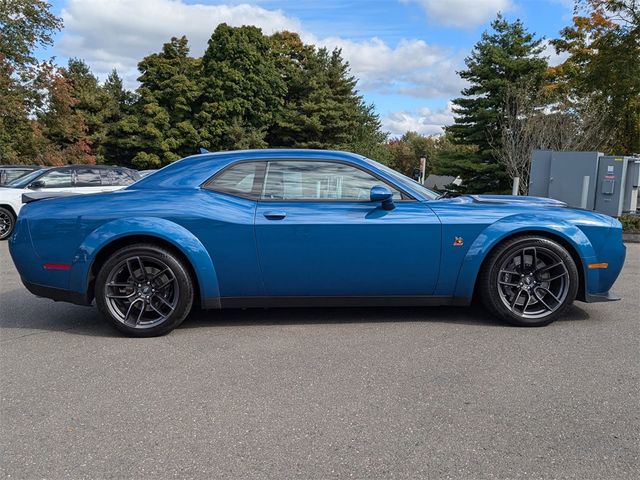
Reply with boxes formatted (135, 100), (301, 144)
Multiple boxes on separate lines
(1, 241), (638, 479)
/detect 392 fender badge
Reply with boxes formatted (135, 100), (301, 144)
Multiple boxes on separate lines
(453, 236), (464, 246)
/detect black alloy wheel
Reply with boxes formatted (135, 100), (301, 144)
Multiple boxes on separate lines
(0, 207), (15, 241)
(95, 244), (194, 336)
(479, 236), (579, 327)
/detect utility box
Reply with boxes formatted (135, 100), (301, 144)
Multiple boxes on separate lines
(529, 150), (553, 197)
(529, 150), (602, 209)
(594, 156), (640, 217)
(529, 150), (639, 216)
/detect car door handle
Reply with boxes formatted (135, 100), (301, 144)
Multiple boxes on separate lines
(263, 211), (287, 220)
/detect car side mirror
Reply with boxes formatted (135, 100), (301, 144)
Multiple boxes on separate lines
(28, 180), (45, 189)
(370, 185), (395, 211)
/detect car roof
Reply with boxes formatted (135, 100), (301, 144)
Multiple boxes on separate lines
(44, 165), (132, 170)
(0, 165), (40, 169)
(131, 149), (369, 190)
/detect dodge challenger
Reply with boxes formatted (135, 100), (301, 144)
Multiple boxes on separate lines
(9, 149), (625, 336)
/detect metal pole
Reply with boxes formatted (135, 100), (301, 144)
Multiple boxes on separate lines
(512, 177), (520, 196)
(419, 157), (426, 185)
(580, 175), (590, 209)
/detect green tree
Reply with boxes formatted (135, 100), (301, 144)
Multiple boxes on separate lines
(266, 31), (387, 158)
(198, 24), (285, 151)
(129, 36), (202, 168)
(385, 139), (416, 176)
(349, 102), (390, 162)
(551, 0), (640, 154)
(64, 58), (108, 156)
(432, 132), (479, 191)
(100, 69), (137, 165)
(446, 14), (548, 193)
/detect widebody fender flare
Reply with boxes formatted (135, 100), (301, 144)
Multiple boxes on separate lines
(453, 214), (595, 300)
(69, 217), (220, 302)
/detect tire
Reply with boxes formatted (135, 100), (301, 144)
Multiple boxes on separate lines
(0, 207), (16, 241)
(95, 244), (194, 337)
(478, 235), (579, 327)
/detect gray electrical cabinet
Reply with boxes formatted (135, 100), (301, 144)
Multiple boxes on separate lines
(548, 151), (601, 209)
(529, 150), (602, 209)
(529, 150), (553, 197)
(529, 150), (639, 216)
(594, 156), (640, 217)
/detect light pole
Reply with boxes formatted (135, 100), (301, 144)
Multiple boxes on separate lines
(419, 156), (426, 185)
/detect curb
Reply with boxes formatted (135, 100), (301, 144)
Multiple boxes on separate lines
(623, 233), (640, 243)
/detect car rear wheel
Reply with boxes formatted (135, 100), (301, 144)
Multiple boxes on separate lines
(0, 207), (16, 241)
(479, 236), (579, 327)
(95, 244), (194, 337)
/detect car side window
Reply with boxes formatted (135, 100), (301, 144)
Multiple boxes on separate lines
(205, 162), (263, 199)
(105, 169), (137, 186)
(74, 168), (103, 187)
(261, 161), (402, 201)
(39, 170), (73, 188)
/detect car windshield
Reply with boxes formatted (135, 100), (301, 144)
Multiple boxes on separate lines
(4, 169), (47, 188)
(367, 159), (440, 200)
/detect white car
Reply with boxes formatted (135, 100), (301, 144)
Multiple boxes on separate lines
(0, 165), (140, 240)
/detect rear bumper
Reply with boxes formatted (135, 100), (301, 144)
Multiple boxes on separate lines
(583, 290), (621, 303)
(22, 279), (92, 306)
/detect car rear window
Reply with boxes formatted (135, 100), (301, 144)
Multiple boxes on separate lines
(103, 169), (138, 186)
(74, 168), (103, 186)
(205, 162), (264, 199)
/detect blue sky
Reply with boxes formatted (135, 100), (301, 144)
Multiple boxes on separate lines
(41, 0), (575, 136)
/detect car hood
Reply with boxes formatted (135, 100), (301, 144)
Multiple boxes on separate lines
(0, 187), (25, 198)
(465, 195), (568, 207)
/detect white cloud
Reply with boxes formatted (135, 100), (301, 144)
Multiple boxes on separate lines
(313, 36), (465, 98)
(382, 102), (455, 137)
(403, 0), (514, 28)
(59, 0), (301, 86)
(57, 0), (465, 101)
(541, 39), (569, 67)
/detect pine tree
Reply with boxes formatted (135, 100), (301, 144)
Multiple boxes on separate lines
(445, 14), (548, 193)
(101, 70), (136, 165)
(64, 58), (107, 158)
(266, 32), (387, 158)
(198, 24), (285, 151)
(129, 36), (202, 168)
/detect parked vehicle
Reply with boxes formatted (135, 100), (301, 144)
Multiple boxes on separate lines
(138, 169), (158, 177)
(9, 150), (625, 336)
(0, 165), (139, 240)
(0, 165), (41, 186)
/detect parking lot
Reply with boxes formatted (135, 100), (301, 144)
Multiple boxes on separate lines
(0, 241), (638, 479)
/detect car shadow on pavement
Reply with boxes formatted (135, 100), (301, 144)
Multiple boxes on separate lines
(0, 287), (592, 338)
(180, 302), (592, 331)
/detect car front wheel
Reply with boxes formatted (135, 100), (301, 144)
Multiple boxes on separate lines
(95, 244), (194, 336)
(0, 207), (15, 241)
(479, 236), (579, 327)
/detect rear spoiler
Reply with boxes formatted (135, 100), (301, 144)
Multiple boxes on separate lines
(22, 191), (79, 204)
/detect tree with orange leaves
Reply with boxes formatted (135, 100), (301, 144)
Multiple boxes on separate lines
(551, 0), (639, 154)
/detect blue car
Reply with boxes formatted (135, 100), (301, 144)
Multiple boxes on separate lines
(9, 150), (625, 336)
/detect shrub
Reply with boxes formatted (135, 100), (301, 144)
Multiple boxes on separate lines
(619, 214), (640, 233)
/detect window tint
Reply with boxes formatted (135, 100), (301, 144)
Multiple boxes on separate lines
(74, 168), (102, 187)
(104, 169), (137, 186)
(1, 169), (31, 184)
(6, 169), (47, 188)
(40, 170), (73, 188)
(207, 162), (262, 199)
(262, 161), (402, 201)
